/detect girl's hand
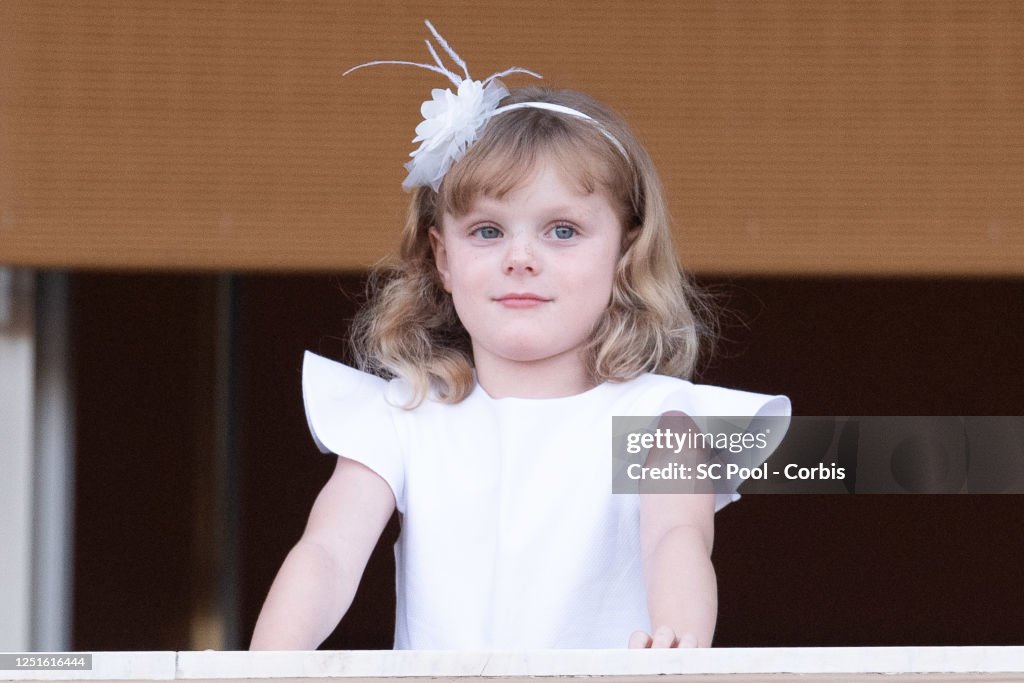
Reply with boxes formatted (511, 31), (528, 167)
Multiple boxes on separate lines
(628, 627), (700, 648)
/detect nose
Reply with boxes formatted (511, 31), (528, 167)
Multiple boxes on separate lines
(503, 234), (538, 274)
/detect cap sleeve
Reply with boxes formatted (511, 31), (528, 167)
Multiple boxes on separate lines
(668, 384), (792, 425)
(301, 351), (405, 507)
(659, 383), (792, 512)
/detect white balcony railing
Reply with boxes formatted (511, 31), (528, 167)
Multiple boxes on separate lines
(3, 648), (1024, 682)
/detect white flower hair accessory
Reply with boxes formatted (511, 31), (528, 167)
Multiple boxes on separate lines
(344, 21), (539, 191)
(344, 21), (626, 192)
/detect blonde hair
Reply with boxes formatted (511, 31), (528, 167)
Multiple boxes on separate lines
(350, 87), (713, 407)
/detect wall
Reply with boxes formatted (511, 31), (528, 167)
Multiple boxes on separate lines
(2, 2), (1021, 274)
(69, 273), (1024, 649)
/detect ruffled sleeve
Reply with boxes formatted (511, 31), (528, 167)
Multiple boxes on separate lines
(658, 382), (792, 512)
(301, 351), (405, 507)
(662, 384), (791, 422)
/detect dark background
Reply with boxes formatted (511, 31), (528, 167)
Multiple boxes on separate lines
(70, 273), (1024, 649)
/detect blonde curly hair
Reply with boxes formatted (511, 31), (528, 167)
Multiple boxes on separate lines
(350, 87), (713, 407)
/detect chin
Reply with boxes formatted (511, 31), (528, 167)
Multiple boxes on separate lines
(491, 341), (583, 366)
(494, 347), (552, 364)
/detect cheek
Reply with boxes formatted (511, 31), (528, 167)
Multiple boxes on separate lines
(586, 249), (622, 291)
(448, 286), (488, 338)
(443, 256), (487, 315)
(446, 248), (488, 285)
(591, 258), (621, 308)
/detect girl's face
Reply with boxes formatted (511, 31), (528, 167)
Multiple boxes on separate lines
(430, 161), (628, 387)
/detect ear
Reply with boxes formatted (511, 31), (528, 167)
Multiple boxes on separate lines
(428, 226), (452, 292)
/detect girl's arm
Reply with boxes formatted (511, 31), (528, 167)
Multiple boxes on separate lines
(632, 411), (717, 648)
(634, 488), (716, 648)
(250, 456), (396, 650)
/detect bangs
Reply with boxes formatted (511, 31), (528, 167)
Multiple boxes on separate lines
(437, 107), (632, 221)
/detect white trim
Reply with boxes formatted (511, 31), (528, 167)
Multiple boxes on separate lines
(2, 648), (1024, 681)
(0, 268), (36, 650)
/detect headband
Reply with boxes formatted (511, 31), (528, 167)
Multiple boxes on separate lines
(344, 20), (627, 191)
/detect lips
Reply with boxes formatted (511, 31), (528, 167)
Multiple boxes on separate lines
(496, 293), (551, 308)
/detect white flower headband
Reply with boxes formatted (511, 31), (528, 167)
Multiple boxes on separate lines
(344, 20), (627, 191)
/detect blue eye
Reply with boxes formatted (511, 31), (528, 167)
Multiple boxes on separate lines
(552, 225), (577, 239)
(473, 225), (502, 239)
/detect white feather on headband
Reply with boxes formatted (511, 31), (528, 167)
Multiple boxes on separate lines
(344, 21), (627, 192)
(344, 21), (542, 191)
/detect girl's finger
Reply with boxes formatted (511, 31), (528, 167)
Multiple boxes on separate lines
(628, 630), (652, 648)
(651, 625), (677, 648)
(677, 632), (699, 648)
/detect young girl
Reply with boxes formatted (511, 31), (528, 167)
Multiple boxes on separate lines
(250, 22), (789, 651)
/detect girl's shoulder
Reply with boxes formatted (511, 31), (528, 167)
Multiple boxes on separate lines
(302, 349), (386, 391)
(302, 351), (428, 438)
(615, 372), (791, 419)
(302, 350), (410, 408)
(301, 353), (790, 421)
(301, 351), (409, 502)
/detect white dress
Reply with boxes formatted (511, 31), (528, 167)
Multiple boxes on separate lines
(301, 351), (791, 650)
